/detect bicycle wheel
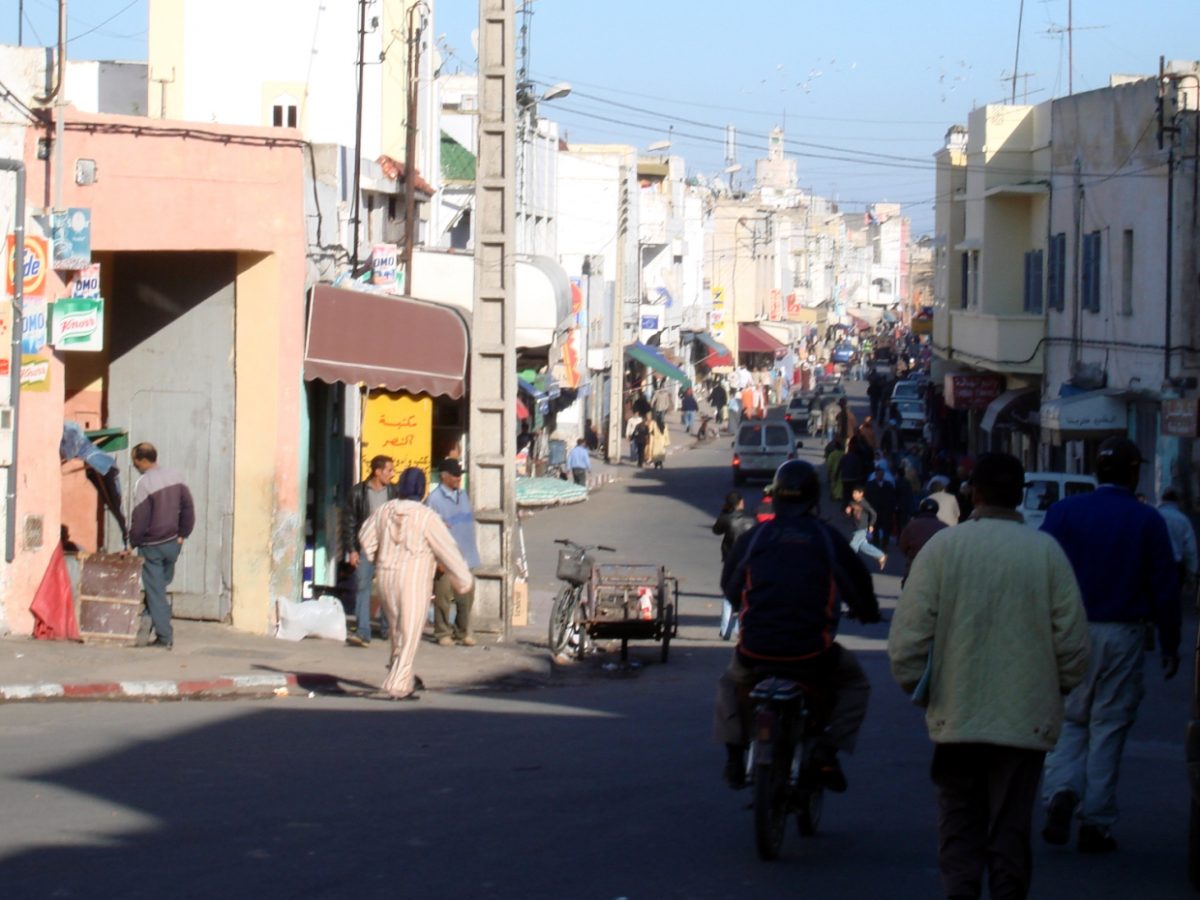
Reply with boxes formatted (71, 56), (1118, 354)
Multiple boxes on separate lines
(754, 746), (791, 860)
(548, 586), (579, 657)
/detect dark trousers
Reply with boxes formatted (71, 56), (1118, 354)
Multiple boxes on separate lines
(931, 743), (1045, 900)
(139, 540), (182, 645)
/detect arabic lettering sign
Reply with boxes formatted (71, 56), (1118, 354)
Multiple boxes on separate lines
(360, 392), (433, 485)
(944, 373), (1004, 411)
(5, 234), (49, 297)
(1163, 398), (1200, 437)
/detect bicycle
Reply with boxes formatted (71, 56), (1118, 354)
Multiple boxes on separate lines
(548, 538), (614, 658)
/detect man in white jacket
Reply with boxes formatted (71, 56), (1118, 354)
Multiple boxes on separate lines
(889, 452), (1090, 900)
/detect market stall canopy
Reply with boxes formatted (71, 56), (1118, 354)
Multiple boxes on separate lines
(980, 388), (1039, 432)
(625, 342), (691, 386)
(737, 323), (786, 355)
(1040, 390), (1127, 442)
(304, 285), (469, 398)
(694, 331), (733, 368)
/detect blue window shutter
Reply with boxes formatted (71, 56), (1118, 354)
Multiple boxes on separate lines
(1032, 249), (1044, 313)
(1081, 234), (1094, 312)
(1023, 251), (1033, 312)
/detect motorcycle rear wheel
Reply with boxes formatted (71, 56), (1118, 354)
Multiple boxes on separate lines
(754, 752), (791, 860)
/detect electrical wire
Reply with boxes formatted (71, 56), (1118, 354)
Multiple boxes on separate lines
(67, 0), (141, 44)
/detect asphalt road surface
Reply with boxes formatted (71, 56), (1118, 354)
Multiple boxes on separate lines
(2, 397), (1196, 899)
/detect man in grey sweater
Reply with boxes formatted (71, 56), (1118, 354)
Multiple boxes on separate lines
(130, 442), (195, 649)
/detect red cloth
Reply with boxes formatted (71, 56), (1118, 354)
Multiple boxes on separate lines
(30, 543), (80, 641)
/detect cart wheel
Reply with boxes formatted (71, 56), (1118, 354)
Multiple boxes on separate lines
(620, 637), (629, 661)
(660, 603), (674, 663)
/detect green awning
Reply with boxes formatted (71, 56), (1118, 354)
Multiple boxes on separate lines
(625, 342), (691, 387)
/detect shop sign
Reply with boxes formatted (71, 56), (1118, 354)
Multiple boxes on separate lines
(786, 292), (803, 318)
(1163, 397), (1200, 437)
(51, 208), (92, 270)
(20, 354), (50, 392)
(371, 244), (398, 287)
(711, 287), (726, 340)
(640, 314), (659, 330)
(5, 234), (49, 297)
(69, 263), (102, 298)
(911, 314), (933, 335)
(560, 327), (581, 389)
(21, 296), (47, 354)
(50, 296), (104, 351)
(945, 372), (1003, 410)
(360, 392), (433, 483)
(768, 289), (781, 321)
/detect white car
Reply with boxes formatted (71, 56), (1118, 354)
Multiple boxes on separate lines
(732, 421), (799, 484)
(1019, 472), (1098, 528)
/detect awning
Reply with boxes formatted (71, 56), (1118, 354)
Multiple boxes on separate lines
(694, 331), (733, 368)
(304, 285), (469, 398)
(738, 323), (786, 355)
(625, 342), (691, 386)
(981, 388), (1038, 432)
(1040, 390), (1127, 441)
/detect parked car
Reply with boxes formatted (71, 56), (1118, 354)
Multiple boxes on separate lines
(1019, 472), (1098, 529)
(891, 398), (926, 435)
(732, 421), (800, 484)
(785, 382), (847, 436)
(890, 379), (923, 403)
(830, 342), (857, 366)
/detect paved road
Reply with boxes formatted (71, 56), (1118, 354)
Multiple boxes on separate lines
(1, 398), (1196, 898)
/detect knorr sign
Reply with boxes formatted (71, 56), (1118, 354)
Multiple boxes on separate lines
(50, 296), (104, 351)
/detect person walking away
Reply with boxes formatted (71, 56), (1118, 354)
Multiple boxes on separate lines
(897, 497), (947, 585)
(567, 438), (591, 487)
(647, 414), (670, 469)
(630, 417), (650, 468)
(711, 491), (756, 640)
(651, 379), (674, 421)
(867, 369), (884, 422)
(838, 435), (869, 501)
(825, 440), (846, 503)
(425, 459), (481, 647)
(681, 387), (699, 434)
(625, 412), (644, 464)
(926, 475), (961, 527)
(1039, 437), (1180, 853)
(864, 465), (897, 550)
(709, 380), (728, 430)
(129, 442), (195, 649)
(715, 460), (882, 791)
(1157, 488), (1198, 597)
(344, 455), (400, 646)
(360, 467), (473, 699)
(889, 452), (1090, 900)
(845, 485), (887, 570)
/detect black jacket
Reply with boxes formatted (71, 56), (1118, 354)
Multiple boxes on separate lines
(721, 509), (880, 662)
(344, 480), (401, 554)
(712, 509), (757, 561)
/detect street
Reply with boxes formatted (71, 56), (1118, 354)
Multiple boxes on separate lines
(1, 405), (1196, 899)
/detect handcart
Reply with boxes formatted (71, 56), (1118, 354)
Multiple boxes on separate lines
(585, 562), (679, 662)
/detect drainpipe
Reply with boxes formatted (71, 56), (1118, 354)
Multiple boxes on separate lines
(1, 159), (26, 563)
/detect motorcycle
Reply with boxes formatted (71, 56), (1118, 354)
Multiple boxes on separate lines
(746, 672), (828, 860)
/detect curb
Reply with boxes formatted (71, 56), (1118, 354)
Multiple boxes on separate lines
(0, 671), (343, 704)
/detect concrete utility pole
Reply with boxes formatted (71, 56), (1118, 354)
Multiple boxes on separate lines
(607, 163), (629, 464)
(471, 0), (517, 636)
(401, 2), (429, 294)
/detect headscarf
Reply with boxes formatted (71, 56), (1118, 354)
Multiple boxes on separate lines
(397, 466), (426, 500)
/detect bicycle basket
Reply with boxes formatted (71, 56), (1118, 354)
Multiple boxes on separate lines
(556, 548), (592, 586)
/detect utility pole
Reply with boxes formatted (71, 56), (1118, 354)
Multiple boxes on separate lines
(350, 0), (369, 273)
(608, 163), (629, 464)
(401, 2), (428, 295)
(471, 0), (517, 635)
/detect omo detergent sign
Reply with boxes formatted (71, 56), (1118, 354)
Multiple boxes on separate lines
(4, 234), (49, 298)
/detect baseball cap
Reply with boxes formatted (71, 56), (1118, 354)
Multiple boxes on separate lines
(438, 458), (464, 477)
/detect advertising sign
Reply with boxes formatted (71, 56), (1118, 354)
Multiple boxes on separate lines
(640, 314), (659, 331)
(944, 372), (1004, 410)
(51, 208), (92, 270)
(786, 292), (803, 319)
(560, 327), (582, 389)
(569, 277), (584, 325)
(360, 391), (433, 483)
(50, 296), (105, 351)
(69, 263), (102, 298)
(371, 244), (398, 287)
(768, 289), (781, 321)
(0, 300), (10, 395)
(20, 354), (50, 392)
(1163, 397), (1200, 437)
(21, 297), (47, 354)
(5, 234), (49, 297)
(711, 287), (726, 340)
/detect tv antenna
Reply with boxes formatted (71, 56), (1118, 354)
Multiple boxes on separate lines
(1044, 0), (1107, 95)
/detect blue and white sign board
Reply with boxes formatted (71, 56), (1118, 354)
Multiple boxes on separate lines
(640, 314), (659, 330)
(51, 208), (92, 271)
(21, 296), (47, 354)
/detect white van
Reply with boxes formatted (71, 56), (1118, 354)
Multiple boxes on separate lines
(732, 421), (799, 485)
(1019, 472), (1098, 528)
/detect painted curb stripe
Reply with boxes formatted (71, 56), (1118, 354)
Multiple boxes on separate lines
(118, 681), (180, 697)
(1, 683), (66, 700)
(62, 682), (123, 698)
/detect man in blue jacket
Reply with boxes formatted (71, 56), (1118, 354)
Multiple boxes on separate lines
(713, 460), (881, 791)
(1039, 436), (1180, 853)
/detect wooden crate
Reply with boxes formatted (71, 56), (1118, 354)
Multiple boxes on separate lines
(77, 553), (143, 645)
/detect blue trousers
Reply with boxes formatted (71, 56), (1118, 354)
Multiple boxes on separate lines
(139, 540), (181, 645)
(1042, 622), (1146, 828)
(850, 528), (886, 563)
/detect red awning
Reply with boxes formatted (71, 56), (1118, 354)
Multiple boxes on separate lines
(304, 285), (469, 398)
(738, 323), (786, 355)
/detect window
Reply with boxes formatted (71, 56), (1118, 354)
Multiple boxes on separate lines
(959, 253), (969, 309)
(1023, 249), (1044, 313)
(272, 103), (297, 128)
(968, 251), (980, 307)
(1081, 230), (1102, 313)
(1047, 232), (1066, 311)
(1120, 229), (1134, 316)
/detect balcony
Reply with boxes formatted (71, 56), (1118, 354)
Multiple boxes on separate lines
(947, 310), (1045, 375)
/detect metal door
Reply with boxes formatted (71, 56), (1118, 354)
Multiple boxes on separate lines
(106, 252), (236, 621)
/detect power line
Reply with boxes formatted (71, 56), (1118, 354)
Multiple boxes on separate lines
(67, 0), (140, 44)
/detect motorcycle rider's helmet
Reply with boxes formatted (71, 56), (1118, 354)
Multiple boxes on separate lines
(772, 459), (820, 513)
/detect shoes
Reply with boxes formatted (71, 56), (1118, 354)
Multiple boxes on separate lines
(148, 638), (173, 650)
(413, 675), (425, 691)
(346, 634), (367, 648)
(1042, 790), (1078, 846)
(811, 746), (848, 793)
(436, 636), (454, 647)
(723, 745), (747, 790)
(460, 635), (477, 647)
(387, 692), (420, 702)
(1078, 824), (1118, 854)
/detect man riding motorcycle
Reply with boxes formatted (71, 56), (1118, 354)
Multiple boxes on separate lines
(713, 459), (882, 791)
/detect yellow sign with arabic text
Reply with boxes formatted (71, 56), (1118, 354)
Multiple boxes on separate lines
(361, 391), (433, 486)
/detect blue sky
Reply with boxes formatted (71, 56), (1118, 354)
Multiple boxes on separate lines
(3, 0), (1193, 233)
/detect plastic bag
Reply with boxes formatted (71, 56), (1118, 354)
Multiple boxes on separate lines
(275, 595), (347, 642)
